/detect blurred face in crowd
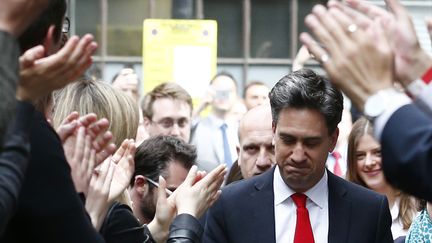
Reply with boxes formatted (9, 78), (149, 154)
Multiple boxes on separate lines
(273, 108), (338, 192)
(211, 75), (238, 112)
(244, 84), (269, 110)
(237, 105), (275, 179)
(355, 134), (387, 191)
(144, 98), (192, 142)
(227, 100), (247, 124)
(112, 68), (140, 102)
(139, 161), (189, 223)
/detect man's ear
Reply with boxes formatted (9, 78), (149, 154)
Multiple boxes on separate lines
(329, 127), (339, 152)
(42, 25), (57, 55)
(272, 121), (276, 133)
(133, 175), (148, 195)
(143, 116), (151, 129)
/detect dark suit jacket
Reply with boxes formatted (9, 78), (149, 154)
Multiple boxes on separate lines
(2, 112), (105, 242)
(0, 31), (19, 145)
(381, 104), (432, 201)
(0, 102), (34, 234)
(204, 167), (393, 243)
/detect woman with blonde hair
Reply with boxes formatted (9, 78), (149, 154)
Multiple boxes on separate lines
(52, 78), (226, 243)
(53, 78), (139, 147)
(347, 117), (418, 240)
(52, 78), (140, 236)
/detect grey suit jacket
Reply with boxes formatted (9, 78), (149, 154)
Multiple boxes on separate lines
(204, 167), (393, 243)
(191, 116), (238, 172)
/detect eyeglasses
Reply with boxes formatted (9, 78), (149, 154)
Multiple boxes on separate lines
(146, 177), (173, 196)
(62, 17), (70, 33)
(152, 118), (190, 129)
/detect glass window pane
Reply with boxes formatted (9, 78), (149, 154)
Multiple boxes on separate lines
(251, 0), (291, 58)
(75, 0), (101, 55)
(107, 0), (149, 56)
(107, 0), (171, 56)
(76, 0), (172, 57)
(298, 0), (326, 45)
(204, 0), (243, 58)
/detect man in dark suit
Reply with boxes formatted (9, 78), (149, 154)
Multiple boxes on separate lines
(204, 69), (393, 243)
(299, 0), (432, 201)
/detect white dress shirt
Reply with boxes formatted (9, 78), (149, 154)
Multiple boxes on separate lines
(390, 197), (413, 240)
(373, 90), (411, 141)
(274, 166), (329, 243)
(325, 150), (347, 178)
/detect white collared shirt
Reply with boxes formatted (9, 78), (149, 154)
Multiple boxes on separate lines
(326, 150), (347, 178)
(390, 197), (410, 239)
(274, 166), (329, 243)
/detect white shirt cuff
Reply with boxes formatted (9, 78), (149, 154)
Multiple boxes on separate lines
(373, 91), (411, 142)
(414, 82), (432, 112)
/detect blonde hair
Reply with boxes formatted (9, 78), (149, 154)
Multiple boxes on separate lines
(52, 78), (139, 146)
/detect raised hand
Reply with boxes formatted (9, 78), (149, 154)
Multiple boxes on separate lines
(172, 164), (227, 218)
(16, 34), (98, 102)
(85, 157), (115, 230)
(147, 176), (177, 243)
(63, 126), (95, 194)
(333, 0), (432, 86)
(108, 139), (136, 202)
(299, 4), (394, 110)
(57, 112), (116, 194)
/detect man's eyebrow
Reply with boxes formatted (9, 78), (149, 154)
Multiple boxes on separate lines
(278, 133), (294, 138)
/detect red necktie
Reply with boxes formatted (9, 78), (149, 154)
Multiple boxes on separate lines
(292, 193), (315, 243)
(332, 151), (343, 177)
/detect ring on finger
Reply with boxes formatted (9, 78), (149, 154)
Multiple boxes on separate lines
(347, 24), (358, 34)
(320, 54), (330, 63)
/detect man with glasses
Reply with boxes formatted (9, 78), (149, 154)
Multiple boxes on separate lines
(141, 82), (193, 143)
(129, 136), (195, 224)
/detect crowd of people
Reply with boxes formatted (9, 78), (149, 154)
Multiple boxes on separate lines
(0, 0), (431, 242)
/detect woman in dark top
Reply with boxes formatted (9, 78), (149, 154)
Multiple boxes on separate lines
(53, 79), (226, 243)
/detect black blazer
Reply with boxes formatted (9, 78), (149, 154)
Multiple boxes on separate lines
(2, 112), (105, 242)
(204, 167), (393, 243)
(381, 104), (432, 201)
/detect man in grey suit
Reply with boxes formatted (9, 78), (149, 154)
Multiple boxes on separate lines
(191, 72), (239, 172)
(204, 69), (393, 243)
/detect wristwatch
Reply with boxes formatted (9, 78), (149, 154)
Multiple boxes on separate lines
(363, 88), (397, 122)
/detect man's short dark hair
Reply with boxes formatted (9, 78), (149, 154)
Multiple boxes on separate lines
(18, 0), (67, 53)
(210, 71), (238, 89)
(269, 69), (343, 134)
(131, 136), (196, 186)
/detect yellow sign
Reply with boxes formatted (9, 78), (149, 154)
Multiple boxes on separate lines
(143, 19), (217, 98)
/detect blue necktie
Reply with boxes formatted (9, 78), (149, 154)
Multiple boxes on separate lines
(220, 123), (232, 166)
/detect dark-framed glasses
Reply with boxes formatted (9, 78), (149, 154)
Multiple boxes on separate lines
(146, 177), (173, 196)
